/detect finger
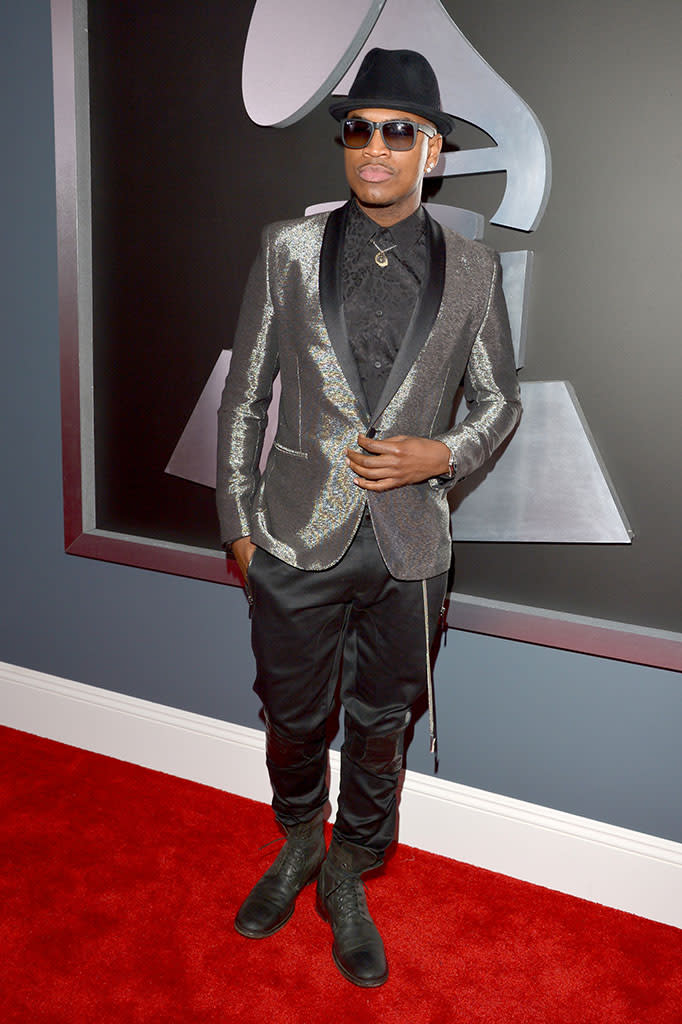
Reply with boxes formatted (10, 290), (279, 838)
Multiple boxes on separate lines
(346, 458), (399, 481)
(346, 451), (393, 470)
(358, 433), (406, 444)
(351, 462), (401, 481)
(356, 434), (402, 454)
(353, 476), (399, 491)
(348, 463), (400, 482)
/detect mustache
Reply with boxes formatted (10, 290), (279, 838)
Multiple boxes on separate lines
(356, 161), (395, 173)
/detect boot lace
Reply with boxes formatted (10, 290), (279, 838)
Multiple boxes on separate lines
(327, 873), (368, 921)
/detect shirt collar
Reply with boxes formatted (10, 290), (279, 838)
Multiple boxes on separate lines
(348, 199), (426, 252)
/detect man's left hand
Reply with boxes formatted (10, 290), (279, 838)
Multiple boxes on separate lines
(346, 434), (451, 491)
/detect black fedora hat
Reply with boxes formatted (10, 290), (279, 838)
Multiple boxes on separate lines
(329, 48), (454, 137)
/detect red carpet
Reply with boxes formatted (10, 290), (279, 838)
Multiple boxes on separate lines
(1, 725), (680, 1023)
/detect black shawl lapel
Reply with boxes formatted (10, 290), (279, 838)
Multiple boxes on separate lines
(319, 203), (371, 418)
(368, 210), (446, 429)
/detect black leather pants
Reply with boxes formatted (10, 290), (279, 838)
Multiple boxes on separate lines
(248, 512), (447, 855)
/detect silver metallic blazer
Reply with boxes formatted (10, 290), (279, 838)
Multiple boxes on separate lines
(217, 203), (521, 581)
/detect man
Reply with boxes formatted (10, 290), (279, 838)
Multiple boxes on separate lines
(217, 48), (521, 987)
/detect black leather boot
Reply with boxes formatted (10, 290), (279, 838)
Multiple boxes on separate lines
(235, 812), (326, 938)
(316, 836), (388, 987)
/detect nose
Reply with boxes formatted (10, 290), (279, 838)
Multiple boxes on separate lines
(364, 124), (389, 157)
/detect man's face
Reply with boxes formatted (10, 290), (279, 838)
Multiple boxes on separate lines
(343, 107), (443, 225)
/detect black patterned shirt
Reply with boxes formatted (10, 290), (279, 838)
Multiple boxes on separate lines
(341, 200), (427, 413)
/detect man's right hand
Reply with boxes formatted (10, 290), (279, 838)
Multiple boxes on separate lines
(231, 535), (257, 584)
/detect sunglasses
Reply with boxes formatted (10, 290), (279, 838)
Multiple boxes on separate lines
(341, 117), (437, 152)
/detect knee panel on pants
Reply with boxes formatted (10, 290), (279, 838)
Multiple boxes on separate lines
(265, 716), (327, 770)
(344, 717), (408, 775)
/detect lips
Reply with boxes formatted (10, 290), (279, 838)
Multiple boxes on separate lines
(357, 164), (394, 182)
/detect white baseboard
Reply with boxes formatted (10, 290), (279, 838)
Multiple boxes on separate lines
(2, 660), (680, 930)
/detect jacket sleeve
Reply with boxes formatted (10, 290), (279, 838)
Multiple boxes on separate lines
(433, 252), (521, 487)
(216, 226), (279, 546)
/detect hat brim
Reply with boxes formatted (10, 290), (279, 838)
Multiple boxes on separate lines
(329, 96), (454, 137)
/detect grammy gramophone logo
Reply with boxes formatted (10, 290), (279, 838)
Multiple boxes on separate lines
(167, 0), (630, 545)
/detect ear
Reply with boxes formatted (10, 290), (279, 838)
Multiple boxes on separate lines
(424, 132), (443, 173)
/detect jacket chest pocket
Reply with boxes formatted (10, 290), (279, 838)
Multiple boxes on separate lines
(273, 441), (309, 459)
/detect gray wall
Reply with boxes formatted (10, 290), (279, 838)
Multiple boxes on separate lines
(1, 0), (680, 843)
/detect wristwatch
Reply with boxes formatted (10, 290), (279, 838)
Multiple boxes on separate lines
(435, 444), (456, 483)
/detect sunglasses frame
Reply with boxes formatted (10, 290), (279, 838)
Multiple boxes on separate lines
(341, 117), (438, 152)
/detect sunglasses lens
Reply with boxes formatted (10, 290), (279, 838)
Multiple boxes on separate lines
(342, 119), (418, 150)
(342, 119), (373, 148)
(382, 121), (416, 150)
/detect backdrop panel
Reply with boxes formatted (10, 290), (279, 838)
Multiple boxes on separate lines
(52, 0), (682, 668)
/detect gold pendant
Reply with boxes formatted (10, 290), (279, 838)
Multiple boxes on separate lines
(374, 251), (389, 268)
